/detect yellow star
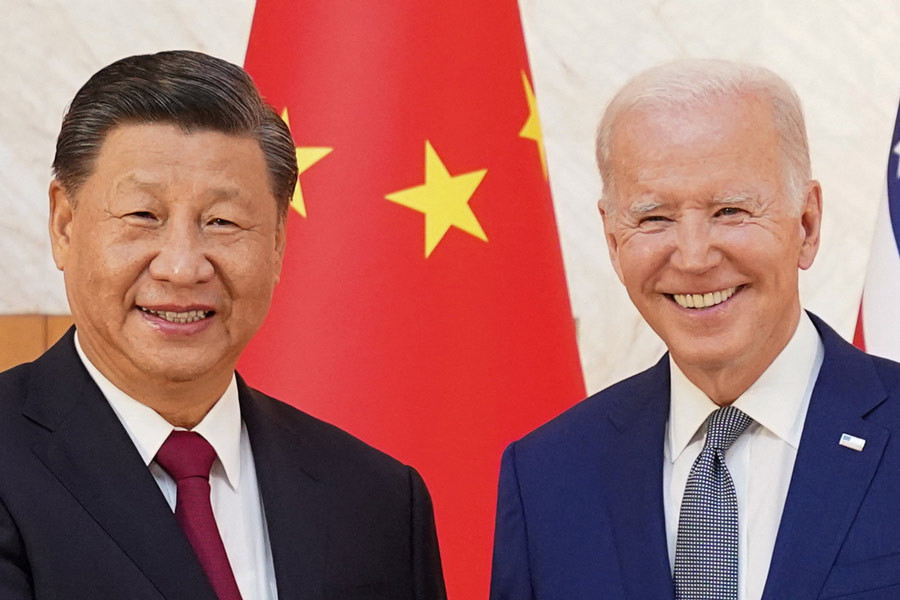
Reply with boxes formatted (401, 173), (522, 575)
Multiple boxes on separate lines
(280, 108), (333, 217)
(386, 141), (488, 258)
(518, 71), (548, 180)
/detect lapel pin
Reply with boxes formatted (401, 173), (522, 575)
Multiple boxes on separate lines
(839, 433), (866, 452)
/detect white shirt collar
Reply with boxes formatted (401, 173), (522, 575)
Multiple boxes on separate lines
(73, 331), (243, 489)
(668, 311), (824, 463)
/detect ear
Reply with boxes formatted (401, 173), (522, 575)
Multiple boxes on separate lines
(599, 199), (625, 283)
(48, 179), (75, 271)
(272, 217), (287, 285)
(797, 180), (822, 270)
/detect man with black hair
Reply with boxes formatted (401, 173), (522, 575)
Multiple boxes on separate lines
(0, 50), (446, 600)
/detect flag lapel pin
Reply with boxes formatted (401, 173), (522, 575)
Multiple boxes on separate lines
(839, 433), (866, 452)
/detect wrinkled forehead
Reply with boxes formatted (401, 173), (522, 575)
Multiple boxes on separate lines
(605, 97), (792, 211)
(611, 90), (776, 148)
(607, 94), (783, 176)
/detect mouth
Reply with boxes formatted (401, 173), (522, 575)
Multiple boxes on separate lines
(669, 285), (742, 310)
(138, 306), (214, 324)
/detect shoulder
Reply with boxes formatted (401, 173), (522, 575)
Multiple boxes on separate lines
(0, 361), (30, 401)
(0, 333), (78, 416)
(811, 312), (900, 392)
(238, 380), (416, 483)
(511, 356), (669, 459)
(0, 362), (33, 428)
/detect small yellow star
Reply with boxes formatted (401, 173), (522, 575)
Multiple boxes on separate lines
(386, 141), (488, 258)
(280, 108), (333, 217)
(518, 71), (548, 180)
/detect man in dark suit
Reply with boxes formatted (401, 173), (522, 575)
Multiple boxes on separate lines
(0, 50), (446, 600)
(491, 59), (900, 599)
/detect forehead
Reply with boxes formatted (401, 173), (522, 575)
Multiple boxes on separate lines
(607, 93), (784, 198)
(81, 123), (273, 202)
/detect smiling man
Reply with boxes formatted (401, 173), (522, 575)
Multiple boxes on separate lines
(0, 51), (445, 600)
(491, 60), (900, 600)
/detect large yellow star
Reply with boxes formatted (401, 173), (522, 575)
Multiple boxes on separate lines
(518, 71), (548, 180)
(386, 141), (488, 258)
(280, 108), (333, 217)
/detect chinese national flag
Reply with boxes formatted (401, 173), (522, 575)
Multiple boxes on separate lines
(240, 1), (586, 597)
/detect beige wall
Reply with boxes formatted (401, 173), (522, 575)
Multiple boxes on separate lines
(4, 2), (900, 393)
(0, 315), (73, 371)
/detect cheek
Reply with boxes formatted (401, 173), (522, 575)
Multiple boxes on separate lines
(617, 236), (670, 287)
(215, 243), (281, 301)
(720, 227), (798, 276)
(75, 219), (156, 268)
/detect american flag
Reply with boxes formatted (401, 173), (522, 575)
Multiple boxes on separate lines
(855, 98), (900, 359)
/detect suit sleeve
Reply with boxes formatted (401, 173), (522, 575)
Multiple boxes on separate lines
(0, 493), (34, 598)
(490, 442), (535, 600)
(408, 466), (447, 600)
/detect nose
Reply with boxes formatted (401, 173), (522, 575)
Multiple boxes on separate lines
(671, 218), (721, 273)
(148, 220), (214, 285)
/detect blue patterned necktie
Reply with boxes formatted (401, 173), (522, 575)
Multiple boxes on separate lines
(674, 405), (753, 600)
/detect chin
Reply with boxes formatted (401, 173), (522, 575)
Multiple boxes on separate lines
(139, 360), (220, 385)
(667, 340), (740, 373)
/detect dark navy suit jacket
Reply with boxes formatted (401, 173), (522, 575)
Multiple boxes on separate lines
(491, 314), (900, 600)
(0, 329), (446, 600)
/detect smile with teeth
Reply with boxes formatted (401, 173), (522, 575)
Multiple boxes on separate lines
(139, 306), (212, 324)
(672, 286), (739, 309)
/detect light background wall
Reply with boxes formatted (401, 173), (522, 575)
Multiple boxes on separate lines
(3, 0), (899, 394)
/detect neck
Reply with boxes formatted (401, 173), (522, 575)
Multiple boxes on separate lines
(112, 375), (229, 429)
(75, 334), (231, 429)
(678, 366), (760, 406)
(140, 383), (225, 429)
(675, 312), (802, 405)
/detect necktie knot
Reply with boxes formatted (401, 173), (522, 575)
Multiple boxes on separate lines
(703, 405), (752, 453)
(154, 430), (242, 599)
(155, 431), (217, 482)
(675, 404), (753, 599)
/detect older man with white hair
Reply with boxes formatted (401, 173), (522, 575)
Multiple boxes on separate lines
(490, 59), (900, 600)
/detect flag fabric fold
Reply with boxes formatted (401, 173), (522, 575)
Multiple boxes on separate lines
(856, 96), (900, 358)
(241, 2), (585, 597)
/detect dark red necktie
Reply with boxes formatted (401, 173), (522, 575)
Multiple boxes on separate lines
(155, 431), (243, 600)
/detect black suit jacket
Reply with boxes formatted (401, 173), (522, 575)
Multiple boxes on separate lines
(0, 329), (446, 599)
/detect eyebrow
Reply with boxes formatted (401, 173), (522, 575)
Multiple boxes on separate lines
(628, 199), (663, 214)
(625, 192), (759, 216)
(712, 192), (756, 205)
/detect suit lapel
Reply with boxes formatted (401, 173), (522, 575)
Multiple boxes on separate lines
(762, 315), (890, 599)
(22, 330), (217, 600)
(601, 357), (675, 600)
(239, 379), (329, 600)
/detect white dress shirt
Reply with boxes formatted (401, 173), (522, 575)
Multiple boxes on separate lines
(75, 333), (278, 600)
(663, 312), (824, 600)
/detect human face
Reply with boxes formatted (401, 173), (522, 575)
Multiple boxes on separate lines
(600, 93), (821, 396)
(49, 124), (285, 400)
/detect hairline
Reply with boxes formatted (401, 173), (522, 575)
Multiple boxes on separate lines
(51, 51), (295, 223)
(595, 60), (811, 216)
(59, 120), (288, 221)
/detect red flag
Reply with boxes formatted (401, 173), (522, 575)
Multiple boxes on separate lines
(240, 2), (585, 596)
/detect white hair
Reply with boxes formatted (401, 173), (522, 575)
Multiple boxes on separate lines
(595, 59), (811, 213)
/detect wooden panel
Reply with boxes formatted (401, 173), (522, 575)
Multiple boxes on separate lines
(0, 314), (74, 372)
(46, 315), (74, 347)
(0, 315), (47, 371)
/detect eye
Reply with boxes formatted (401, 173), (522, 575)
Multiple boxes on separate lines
(123, 210), (158, 223)
(207, 217), (237, 227)
(716, 206), (744, 217)
(638, 215), (670, 225)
